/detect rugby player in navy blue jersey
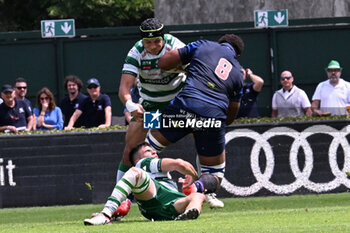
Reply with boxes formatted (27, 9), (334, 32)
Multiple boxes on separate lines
(147, 34), (245, 207)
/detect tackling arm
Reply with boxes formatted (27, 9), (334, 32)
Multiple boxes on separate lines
(158, 50), (182, 70)
(161, 158), (198, 183)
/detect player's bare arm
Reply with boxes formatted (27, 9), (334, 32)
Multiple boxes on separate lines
(119, 74), (144, 121)
(158, 50), (182, 70)
(160, 158), (198, 184)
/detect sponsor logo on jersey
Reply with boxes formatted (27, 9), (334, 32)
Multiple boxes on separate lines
(141, 60), (158, 70)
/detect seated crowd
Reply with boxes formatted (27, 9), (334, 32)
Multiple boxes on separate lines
(1, 59), (349, 133)
(0, 75), (112, 133)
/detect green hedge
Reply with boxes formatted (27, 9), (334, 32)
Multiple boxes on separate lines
(1, 115), (349, 136)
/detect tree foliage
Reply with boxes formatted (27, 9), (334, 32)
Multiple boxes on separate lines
(0, 0), (154, 32)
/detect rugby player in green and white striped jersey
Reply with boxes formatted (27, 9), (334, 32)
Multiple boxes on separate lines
(84, 142), (205, 225)
(122, 33), (186, 104)
(115, 18), (187, 218)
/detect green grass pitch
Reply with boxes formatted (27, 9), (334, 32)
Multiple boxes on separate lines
(0, 193), (349, 233)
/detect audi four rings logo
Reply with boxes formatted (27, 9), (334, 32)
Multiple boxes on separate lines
(222, 125), (350, 196)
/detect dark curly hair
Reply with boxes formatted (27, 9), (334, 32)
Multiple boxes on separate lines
(218, 34), (244, 57)
(140, 18), (163, 31)
(64, 75), (83, 91)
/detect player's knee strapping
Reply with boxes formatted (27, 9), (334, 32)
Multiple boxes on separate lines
(200, 162), (225, 179)
(193, 162), (225, 193)
(109, 168), (151, 205)
(116, 162), (132, 183)
(145, 131), (166, 153)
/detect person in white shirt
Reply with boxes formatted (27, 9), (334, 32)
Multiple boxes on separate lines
(271, 70), (312, 118)
(312, 60), (350, 116)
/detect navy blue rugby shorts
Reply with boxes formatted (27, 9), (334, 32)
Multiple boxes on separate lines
(158, 103), (226, 157)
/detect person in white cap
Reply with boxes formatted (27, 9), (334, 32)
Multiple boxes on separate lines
(312, 60), (350, 116)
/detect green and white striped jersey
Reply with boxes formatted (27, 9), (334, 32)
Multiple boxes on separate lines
(122, 34), (186, 103)
(136, 157), (178, 191)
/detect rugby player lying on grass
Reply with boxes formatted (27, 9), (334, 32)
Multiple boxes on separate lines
(84, 142), (220, 225)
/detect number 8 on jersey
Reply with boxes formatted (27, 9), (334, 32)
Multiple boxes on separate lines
(214, 58), (233, 80)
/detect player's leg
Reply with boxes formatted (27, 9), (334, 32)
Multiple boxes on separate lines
(147, 125), (192, 154)
(84, 167), (156, 225)
(193, 125), (226, 208)
(117, 121), (148, 181)
(197, 152), (225, 186)
(173, 193), (206, 220)
(112, 121), (148, 219)
(198, 152), (225, 208)
(146, 128), (170, 152)
(146, 102), (191, 153)
(117, 100), (167, 180)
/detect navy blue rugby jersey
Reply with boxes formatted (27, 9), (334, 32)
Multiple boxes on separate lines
(175, 40), (243, 119)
